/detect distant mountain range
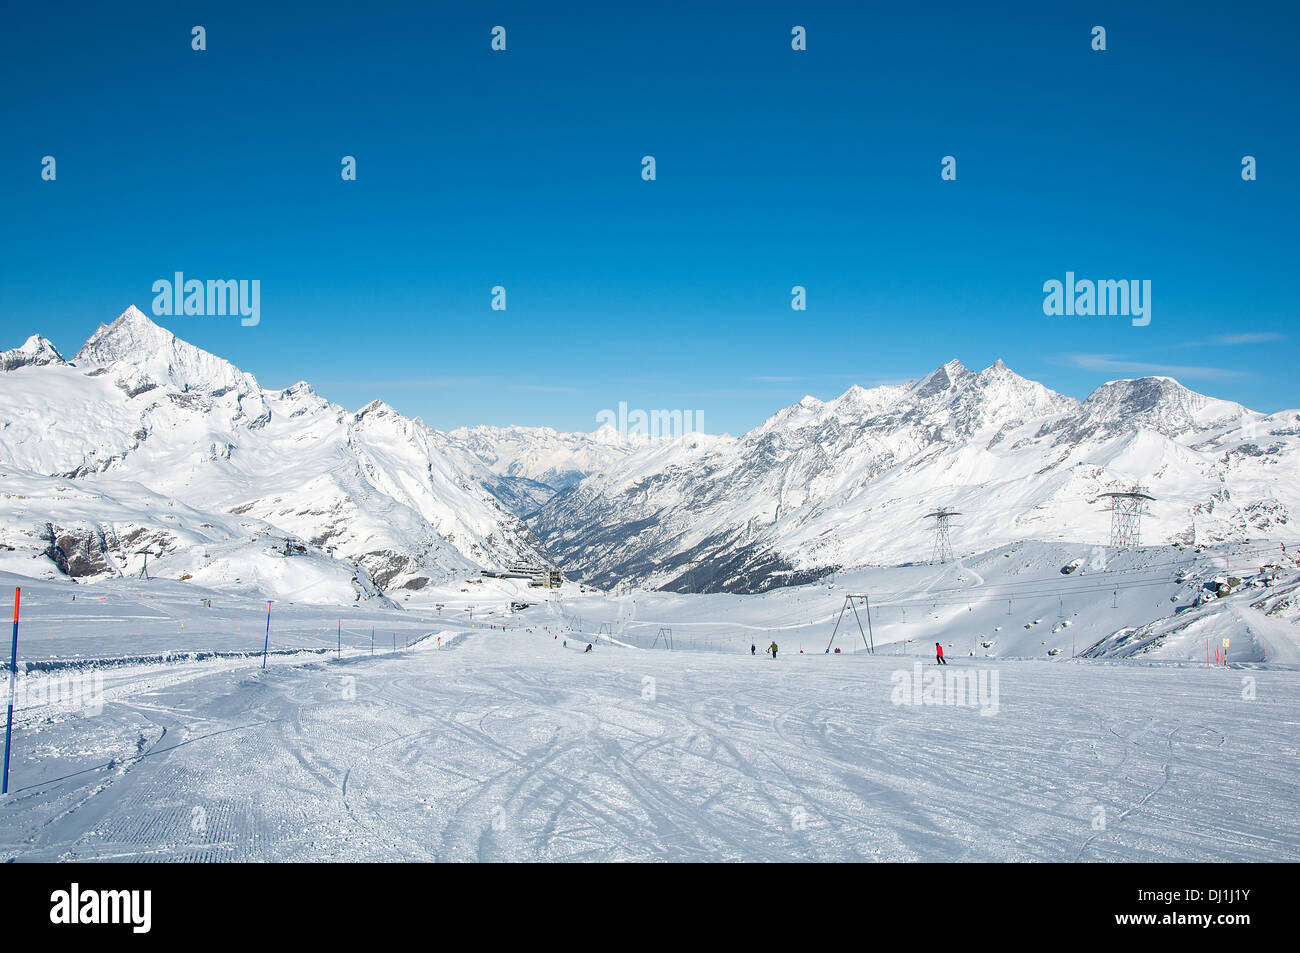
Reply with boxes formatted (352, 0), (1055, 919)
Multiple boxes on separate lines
(2, 307), (1296, 599)
(531, 360), (1300, 592)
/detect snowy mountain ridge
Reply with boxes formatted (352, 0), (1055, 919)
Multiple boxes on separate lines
(444, 422), (636, 516)
(2, 306), (1296, 602)
(0, 307), (551, 603)
(532, 358), (1297, 592)
(1, 334), (67, 372)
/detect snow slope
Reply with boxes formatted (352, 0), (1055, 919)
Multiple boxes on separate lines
(539, 539), (1300, 665)
(1, 611), (1294, 861)
(0, 533), (1295, 862)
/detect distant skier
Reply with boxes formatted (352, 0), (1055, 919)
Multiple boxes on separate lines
(584, 643), (593, 653)
(768, 641), (778, 660)
(750, 644), (756, 656)
(935, 642), (946, 665)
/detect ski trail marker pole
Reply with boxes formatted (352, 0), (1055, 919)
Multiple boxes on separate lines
(337, 619), (341, 659)
(3, 587), (20, 795)
(261, 601), (271, 670)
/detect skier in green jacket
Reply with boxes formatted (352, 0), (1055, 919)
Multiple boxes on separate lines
(768, 641), (778, 659)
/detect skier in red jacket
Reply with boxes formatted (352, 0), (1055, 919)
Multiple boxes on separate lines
(935, 642), (947, 665)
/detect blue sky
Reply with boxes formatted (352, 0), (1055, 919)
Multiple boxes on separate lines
(1, 0), (1296, 434)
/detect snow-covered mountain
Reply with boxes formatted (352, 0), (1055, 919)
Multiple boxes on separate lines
(1, 334), (66, 371)
(0, 306), (550, 602)
(4, 310), (1297, 601)
(532, 359), (1300, 592)
(445, 423), (634, 516)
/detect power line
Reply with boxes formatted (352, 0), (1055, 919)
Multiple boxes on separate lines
(875, 578), (1176, 610)
(872, 542), (1287, 608)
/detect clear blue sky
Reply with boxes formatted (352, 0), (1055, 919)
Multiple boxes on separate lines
(2, 0), (1297, 433)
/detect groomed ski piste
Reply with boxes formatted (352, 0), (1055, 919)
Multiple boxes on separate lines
(1, 539), (1297, 862)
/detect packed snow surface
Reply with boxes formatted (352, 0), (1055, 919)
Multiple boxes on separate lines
(1, 549), (1296, 862)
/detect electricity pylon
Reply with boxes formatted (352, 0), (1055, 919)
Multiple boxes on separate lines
(1101, 486), (1155, 549)
(924, 510), (961, 564)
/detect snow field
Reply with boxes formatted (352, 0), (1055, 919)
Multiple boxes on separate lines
(2, 624), (1295, 861)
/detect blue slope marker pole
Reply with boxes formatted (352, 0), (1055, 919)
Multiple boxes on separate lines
(370, 626), (374, 656)
(3, 587), (21, 795)
(261, 601), (271, 670)
(337, 620), (341, 660)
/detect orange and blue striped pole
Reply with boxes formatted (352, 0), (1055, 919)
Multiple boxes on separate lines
(3, 587), (20, 794)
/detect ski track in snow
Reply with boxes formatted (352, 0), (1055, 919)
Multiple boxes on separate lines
(1231, 602), (1300, 666)
(1, 628), (1296, 862)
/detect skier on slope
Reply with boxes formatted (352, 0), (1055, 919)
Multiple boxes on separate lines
(751, 644), (756, 656)
(935, 642), (946, 665)
(768, 641), (779, 660)
(584, 643), (593, 653)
